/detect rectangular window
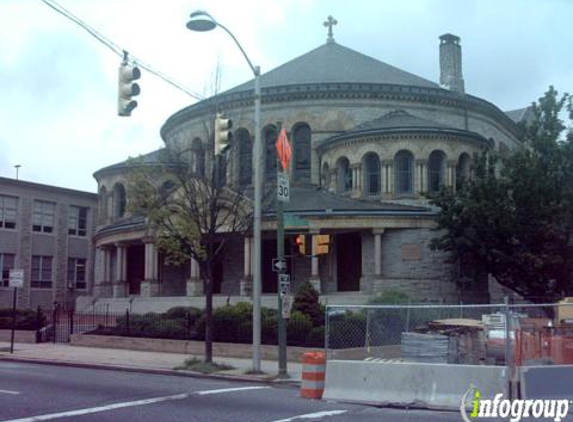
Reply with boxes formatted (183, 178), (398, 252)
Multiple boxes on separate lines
(68, 206), (88, 236)
(0, 253), (15, 287)
(0, 195), (18, 229)
(33, 201), (55, 233)
(67, 258), (87, 290)
(31, 255), (52, 288)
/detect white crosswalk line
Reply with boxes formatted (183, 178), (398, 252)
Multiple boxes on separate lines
(197, 386), (269, 395)
(0, 390), (20, 395)
(0, 385), (269, 422)
(268, 410), (348, 422)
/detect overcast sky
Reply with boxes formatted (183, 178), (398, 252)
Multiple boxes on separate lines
(0, 0), (571, 192)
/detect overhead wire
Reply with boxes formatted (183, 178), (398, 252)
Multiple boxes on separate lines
(39, 0), (205, 101)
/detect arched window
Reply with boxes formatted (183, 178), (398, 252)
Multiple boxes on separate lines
(113, 183), (126, 219)
(336, 157), (352, 193)
(362, 153), (381, 196)
(98, 186), (107, 223)
(428, 150), (446, 192)
(321, 162), (330, 189)
(191, 138), (205, 177)
(394, 150), (413, 195)
(236, 128), (252, 185)
(456, 153), (471, 189)
(293, 123), (311, 181)
(264, 125), (278, 179)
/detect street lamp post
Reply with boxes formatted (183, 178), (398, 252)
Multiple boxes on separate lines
(187, 11), (263, 373)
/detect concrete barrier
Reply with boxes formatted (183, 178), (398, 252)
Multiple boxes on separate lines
(520, 365), (573, 399)
(323, 360), (507, 410)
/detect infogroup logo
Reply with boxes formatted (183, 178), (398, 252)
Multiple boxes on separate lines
(460, 386), (570, 422)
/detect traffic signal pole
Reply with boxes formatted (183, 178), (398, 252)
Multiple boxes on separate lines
(276, 121), (287, 378)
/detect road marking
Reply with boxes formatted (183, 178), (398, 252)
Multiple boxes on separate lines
(0, 393), (190, 422)
(197, 386), (269, 395)
(0, 390), (19, 395)
(0, 386), (269, 422)
(269, 410), (348, 422)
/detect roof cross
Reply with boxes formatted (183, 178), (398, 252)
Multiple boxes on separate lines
(323, 15), (338, 43)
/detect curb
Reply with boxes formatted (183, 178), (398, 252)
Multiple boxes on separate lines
(0, 355), (301, 388)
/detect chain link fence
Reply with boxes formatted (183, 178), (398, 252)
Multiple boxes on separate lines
(325, 301), (573, 367)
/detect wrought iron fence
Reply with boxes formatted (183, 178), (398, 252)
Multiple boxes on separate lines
(45, 305), (323, 347)
(325, 301), (573, 367)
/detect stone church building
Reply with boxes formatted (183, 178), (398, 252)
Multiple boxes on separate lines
(90, 28), (526, 312)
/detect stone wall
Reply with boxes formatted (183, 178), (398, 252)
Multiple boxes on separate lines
(372, 228), (458, 303)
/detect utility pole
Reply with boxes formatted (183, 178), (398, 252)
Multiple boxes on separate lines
(275, 122), (291, 378)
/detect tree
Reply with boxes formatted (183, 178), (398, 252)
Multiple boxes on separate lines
(127, 124), (251, 363)
(429, 86), (573, 303)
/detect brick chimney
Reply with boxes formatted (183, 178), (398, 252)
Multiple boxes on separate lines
(439, 33), (465, 94)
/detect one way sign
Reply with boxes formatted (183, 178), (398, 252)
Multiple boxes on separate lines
(272, 258), (287, 272)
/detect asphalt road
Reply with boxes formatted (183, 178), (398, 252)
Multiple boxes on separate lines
(0, 362), (465, 422)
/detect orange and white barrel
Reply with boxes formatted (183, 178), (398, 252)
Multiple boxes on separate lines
(300, 351), (326, 399)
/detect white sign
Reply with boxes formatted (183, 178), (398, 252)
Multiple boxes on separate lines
(9, 269), (24, 288)
(281, 294), (292, 319)
(279, 273), (290, 296)
(277, 173), (290, 203)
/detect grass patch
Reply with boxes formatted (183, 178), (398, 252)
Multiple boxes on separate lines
(175, 357), (235, 374)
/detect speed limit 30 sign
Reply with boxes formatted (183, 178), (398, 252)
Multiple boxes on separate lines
(277, 173), (290, 203)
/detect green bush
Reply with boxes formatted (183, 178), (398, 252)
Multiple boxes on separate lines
(0, 309), (46, 330)
(328, 310), (366, 349)
(368, 289), (410, 304)
(261, 308), (278, 344)
(292, 281), (325, 327)
(195, 302), (253, 343)
(114, 312), (192, 340)
(286, 311), (313, 346)
(165, 306), (202, 322)
(92, 301), (325, 347)
(305, 325), (325, 348)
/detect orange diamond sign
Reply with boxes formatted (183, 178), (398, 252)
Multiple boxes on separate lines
(275, 128), (292, 172)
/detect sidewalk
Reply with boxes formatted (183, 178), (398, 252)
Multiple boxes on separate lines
(0, 341), (302, 384)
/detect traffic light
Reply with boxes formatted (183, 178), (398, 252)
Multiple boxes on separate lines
(313, 235), (331, 255)
(118, 62), (141, 117)
(214, 113), (232, 155)
(295, 235), (308, 255)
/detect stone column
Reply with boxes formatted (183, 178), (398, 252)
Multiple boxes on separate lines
(94, 246), (113, 297)
(103, 246), (113, 297)
(240, 236), (253, 296)
(447, 160), (457, 191)
(374, 229), (384, 277)
(113, 243), (127, 297)
(328, 169), (336, 192)
(186, 257), (203, 296)
(308, 232), (321, 294)
(141, 239), (159, 297)
(416, 160), (427, 196)
(382, 160), (394, 197)
(351, 164), (361, 197)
